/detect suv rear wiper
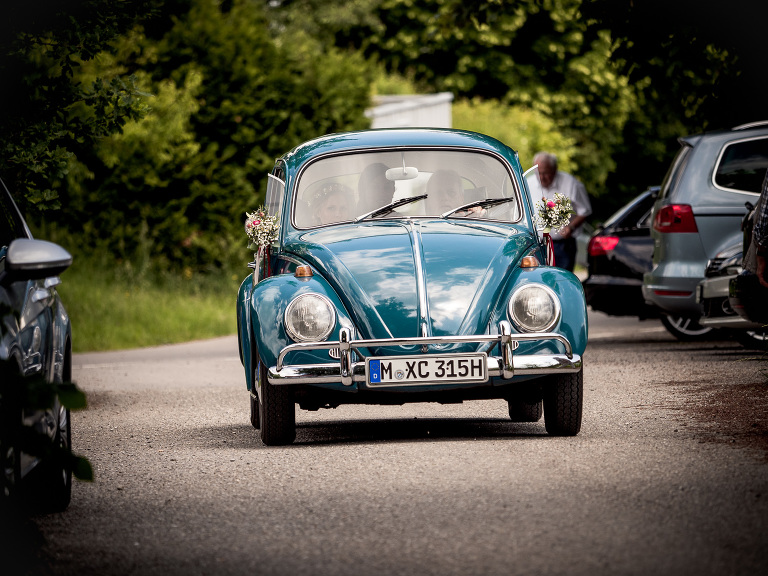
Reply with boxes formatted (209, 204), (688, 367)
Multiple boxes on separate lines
(354, 194), (428, 223)
(440, 197), (515, 219)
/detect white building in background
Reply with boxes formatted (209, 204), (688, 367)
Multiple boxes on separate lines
(365, 92), (454, 129)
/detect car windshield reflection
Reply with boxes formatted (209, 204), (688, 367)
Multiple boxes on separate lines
(293, 149), (522, 228)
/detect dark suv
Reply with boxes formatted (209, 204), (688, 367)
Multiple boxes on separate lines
(642, 121), (768, 340)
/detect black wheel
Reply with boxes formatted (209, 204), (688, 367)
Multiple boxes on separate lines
(507, 385), (543, 422)
(256, 358), (295, 446)
(1, 359), (23, 507)
(37, 401), (72, 512)
(660, 314), (713, 341)
(249, 391), (260, 429)
(1, 433), (21, 506)
(543, 368), (583, 436)
(734, 328), (768, 351)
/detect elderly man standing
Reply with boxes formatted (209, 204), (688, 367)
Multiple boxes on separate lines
(533, 151), (592, 272)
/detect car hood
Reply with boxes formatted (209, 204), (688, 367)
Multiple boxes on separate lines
(285, 220), (533, 340)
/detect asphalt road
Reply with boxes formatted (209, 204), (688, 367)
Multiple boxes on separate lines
(13, 312), (768, 575)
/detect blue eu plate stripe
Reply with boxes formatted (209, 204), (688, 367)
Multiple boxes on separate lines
(369, 359), (381, 383)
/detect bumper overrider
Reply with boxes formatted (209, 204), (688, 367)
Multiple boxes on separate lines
(268, 321), (582, 387)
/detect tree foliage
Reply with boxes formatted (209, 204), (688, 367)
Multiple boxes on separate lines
(269, 0), (636, 203)
(270, 0), (764, 217)
(0, 0), (159, 212)
(6, 0), (763, 261)
(581, 0), (766, 211)
(453, 99), (577, 171)
(58, 0), (375, 269)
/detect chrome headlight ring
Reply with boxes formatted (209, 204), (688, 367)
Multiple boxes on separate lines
(284, 293), (336, 343)
(508, 283), (561, 333)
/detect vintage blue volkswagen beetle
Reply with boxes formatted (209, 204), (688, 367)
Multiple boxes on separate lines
(237, 129), (587, 445)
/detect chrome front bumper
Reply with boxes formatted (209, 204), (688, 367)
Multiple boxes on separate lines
(268, 321), (582, 387)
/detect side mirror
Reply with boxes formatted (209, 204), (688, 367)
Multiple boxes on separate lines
(1, 239), (72, 284)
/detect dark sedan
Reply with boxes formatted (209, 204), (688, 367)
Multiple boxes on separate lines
(582, 186), (716, 340)
(583, 187), (659, 319)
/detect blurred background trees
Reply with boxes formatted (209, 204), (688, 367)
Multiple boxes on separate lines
(1, 0), (764, 272)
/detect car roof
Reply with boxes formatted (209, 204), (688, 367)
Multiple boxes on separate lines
(679, 120), (768, 147)
(279, 128), (521, 169)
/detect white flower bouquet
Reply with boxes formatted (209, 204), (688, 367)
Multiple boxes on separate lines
(245, 207), (279, 250)
(535, 193), (574, 233)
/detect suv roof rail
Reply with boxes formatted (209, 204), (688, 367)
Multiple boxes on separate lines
(732, 120), (768, 130)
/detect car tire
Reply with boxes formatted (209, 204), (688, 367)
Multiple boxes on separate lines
(36, 402), (72, 512)
(660, 314), (713, 341)
(543, 368), (583, 436)
(256, 358), (295, 446)
(507, 386), (543, 422)
(734, 328), (768, 351)
(249, 391), (260, 429)
(1, 433), (21, 506)
(1, 359), (23, 507)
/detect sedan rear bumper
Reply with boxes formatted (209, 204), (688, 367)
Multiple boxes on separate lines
(268, 321), (582, 387)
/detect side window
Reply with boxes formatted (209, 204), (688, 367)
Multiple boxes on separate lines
(659, 144), (691, 200)
(265, 171), (285, 222)
(714, 137), (768, 193)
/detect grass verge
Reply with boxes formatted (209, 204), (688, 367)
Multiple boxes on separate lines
(57, 258), (241, 353)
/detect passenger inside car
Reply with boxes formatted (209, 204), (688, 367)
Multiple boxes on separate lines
(310, 182), (353, 225)
(425, 169), (464, 215)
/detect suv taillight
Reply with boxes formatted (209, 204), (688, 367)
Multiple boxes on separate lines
(588, 236), (619, 257)
(653, 204), (698, 233)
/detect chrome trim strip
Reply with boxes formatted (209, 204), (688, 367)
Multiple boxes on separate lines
(699, 316), (764, 330)
(339, 327), (353, 386)
(278, 254), (307, 267)
(276, 329), (573, 370)
(408, 221), (431, 338)
(499, 320), (514, 379)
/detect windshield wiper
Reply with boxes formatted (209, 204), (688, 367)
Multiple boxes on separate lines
(440, 197), (515, 219)
(354, 194), (428, 223)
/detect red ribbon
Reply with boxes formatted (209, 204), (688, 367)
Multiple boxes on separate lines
(543, 232), (555, 266)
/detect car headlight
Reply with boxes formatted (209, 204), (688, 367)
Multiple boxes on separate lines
(284, 293), (336, 342)
(508, 284), (560, 333)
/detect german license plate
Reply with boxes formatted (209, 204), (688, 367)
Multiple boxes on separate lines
(366, 353), (487, 386)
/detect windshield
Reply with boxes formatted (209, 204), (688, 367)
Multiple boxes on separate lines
(293, 149), (522, 228)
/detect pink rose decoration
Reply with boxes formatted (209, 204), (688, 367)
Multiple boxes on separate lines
(547, 201), (556, 208)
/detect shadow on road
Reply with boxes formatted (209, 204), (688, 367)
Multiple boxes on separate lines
(191, 417), (550, 449)
(293, 417), (549, 446)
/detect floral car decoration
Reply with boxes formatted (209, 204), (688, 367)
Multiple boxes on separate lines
(237, 129), (588, 445)
(244, 206), (279, 250)
(535, 193), (574, 233)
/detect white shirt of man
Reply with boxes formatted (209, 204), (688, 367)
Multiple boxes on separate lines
(542, 171), (592, 241)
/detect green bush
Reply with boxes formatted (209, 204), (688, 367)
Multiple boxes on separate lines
(54, 0), (375, 273)
(452, 98), (578, 171)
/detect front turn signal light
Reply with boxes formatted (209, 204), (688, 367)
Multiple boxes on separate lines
(521, 256), (540, 268)
(295, 265), (313, 278)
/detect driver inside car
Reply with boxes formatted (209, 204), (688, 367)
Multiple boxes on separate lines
(425, 169), (464, 215)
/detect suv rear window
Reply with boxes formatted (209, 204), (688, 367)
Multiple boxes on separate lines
(714, 137), (768, 193)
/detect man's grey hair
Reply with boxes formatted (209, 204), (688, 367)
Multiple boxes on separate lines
(533, 151), (558, 171)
